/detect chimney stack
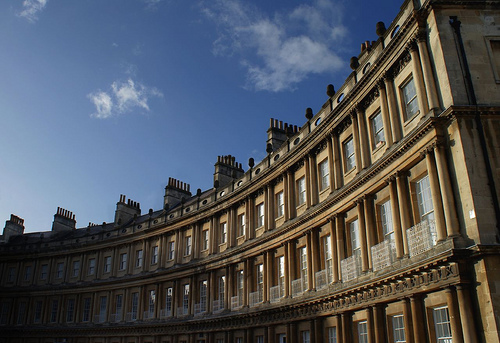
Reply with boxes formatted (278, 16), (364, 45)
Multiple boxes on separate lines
(213, 155), (244, 189)
(164, 178), (192, 209)
(114, 194), (141, 227)
(267, 118), (299, 152)
(52, 207), (76, 232)
(2, 214), (25, 242)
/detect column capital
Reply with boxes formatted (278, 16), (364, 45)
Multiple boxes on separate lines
(406, 39), (419, 53)
(384, 175), (396, 185)
(415, 29), (427, 43)
(383, 71), (394, 82)
(395, 170), (411, 179)
(333, 212), (347, 219)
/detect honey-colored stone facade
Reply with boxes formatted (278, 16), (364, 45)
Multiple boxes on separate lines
(1, 0), (500, 342)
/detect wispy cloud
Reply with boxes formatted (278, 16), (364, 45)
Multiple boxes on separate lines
(200, 0), (346, 92)
(18, 0), (48, 23)
(88, 79), (163, 119)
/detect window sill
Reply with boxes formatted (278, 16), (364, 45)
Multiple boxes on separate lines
(319, 187), (330, 196)
(371, 141), (386, 154)
(344, 166), (357, 177)
(403, 110), (420, 127)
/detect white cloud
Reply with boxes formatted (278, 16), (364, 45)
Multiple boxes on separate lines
(201, 0), (347, 92)
(88, 79), (163, 119)
(18, 0), (48, 23)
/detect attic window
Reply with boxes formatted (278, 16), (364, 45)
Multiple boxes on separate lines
(337, 93), (345, 103)
(391, 25), (400, 38)
(363, 63), (371, 74)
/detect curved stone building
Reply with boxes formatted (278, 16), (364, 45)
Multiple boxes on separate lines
(1, 0), (500, 342)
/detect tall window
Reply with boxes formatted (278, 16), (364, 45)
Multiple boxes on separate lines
(99, 296), (107, 321)
(220, 223), (227, 244)
(237, 214), (246, 237)
(72, 260), (80, 277)
(185, 236), (192, 256)
(50, 300), (59, 323)
(433, 306), (452, 343)
(328, 327), (337, 343)
(148, 290), (156, 314)
(131, 292), (138, 320)
(393, 314), (406, 343)
(56, 262), (64, 279)
(82, 297), (91, 322)
(40, 264), (48, 280)
(416, 175), (434, 223)
(119, 253), (127, 270)
(115, 294), (123, 316)
(278, 256), (285, 296)
(256, 336), (264, 343)
(358, 321), (368, 343)
(276, 191), (285, 218)
(168, 241), (175, 260)
(183, 284), (190, 314)
(7, 267), (16, 282)
(24, 265), (32, 281)
(319, 159), (330, 191)
(17, 301), (26, 325)
(218, 276), (225, 301)
(66, 299), (75, 322)
(344, 138), (356, 171)
(237, 270), (244, 303)
(0, 301), (10, 325)
(151, 246), (158, 264)
(165, 287), (173, 315)
(323, 235), (333, 283)
(380, 200), (394, 241)
(104, 256), (112, 273)
(256, 264), (264, 300)
(202, 230), (209, 251)
(200, 281), (207, 312)
(302, 331), (310, 343)
(300, 246), (308, 289)
(402, 77), (419, 120)
(257, 203), (265, 228)
(135, 250), (143, 267)
(34, 301), (42, 323)
(350, 220), (360, 254)
(371, 111), (385, 147)
(88, 258), (96, 275)
(297, 177), (306, 206)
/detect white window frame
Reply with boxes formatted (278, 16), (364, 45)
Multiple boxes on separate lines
(319, 159), (330, 191)
(276, 191), (284, 218)
(297, 177), (306, 206)
(344, 137), (356, 172)
(401, 77), (419, 120)
(371, 110), (385, 148)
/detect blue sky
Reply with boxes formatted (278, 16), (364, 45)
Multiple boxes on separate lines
(0, 0), (400, 233)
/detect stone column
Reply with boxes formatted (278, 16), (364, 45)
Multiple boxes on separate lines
(267, 325), (275, 343)
(305, 154), (312, 208)
(356, 105), (371, 169)
(377, 80), (393, 146)
(332, 130), (343, 189)
(373, 305), (386, 343)
(287, 241), (296, 289)
(396, 171), (412, 254)
(284, 242), (290, 297)
(327, 134), (336, 193)
(309, 153), (319, 205)
(424, 149), (447, 241)
(364, 195), (376, 269)
(408, 40), (429, 115)
(366, 307), (375, 343)
(446, 287), (465, 343)
(456, 285), (478, 343)
(356, 200), (369, 272)
(264, 185), (270, 232)
(388, 177), (404, 258)
(341, 312), (352, 343)
(403, 298), (414, 343)
(267, 183), (275, 231)
(351, 111), (362, 173)
(314, 318), (323, 343)
(410, 296), (425, 343)
(311, 229), (321, 289)
(335, 214), (346, 281)
(264, 251), (273, 303)
(283, 172), (290, 221)
(243, 259), (249, 307)
(384, 74), (402, 142)
(433, 142), (460, 237)
(246, 197), (254, 240)
(416, 31), (440, 111)
(287, 170), (296, 219)
(306, 232), (314, 291)
(329, 217), (339, 283)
